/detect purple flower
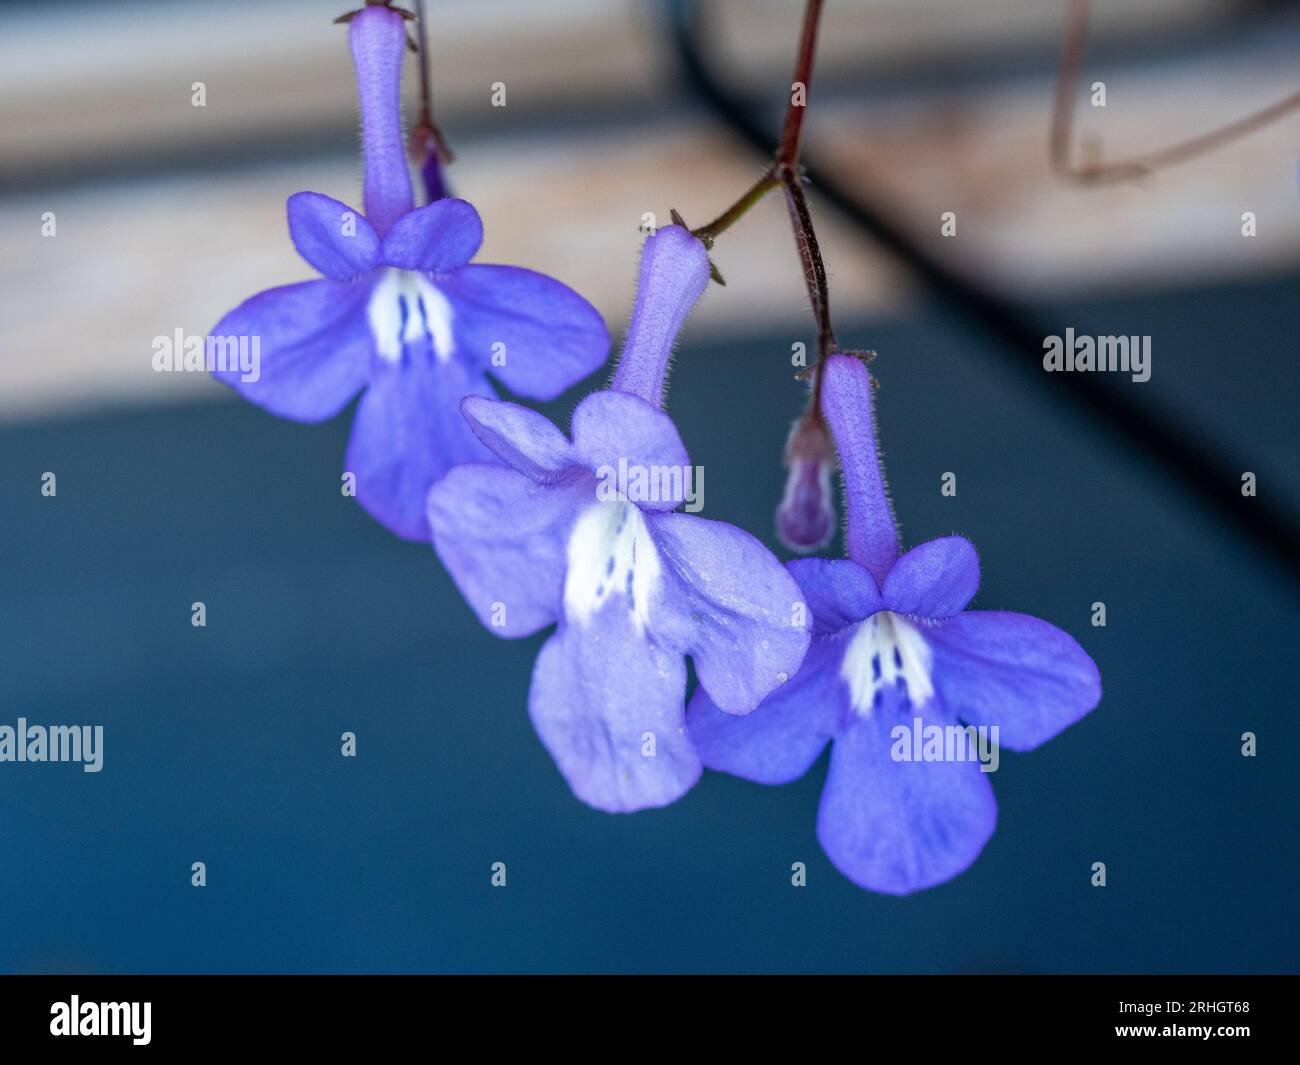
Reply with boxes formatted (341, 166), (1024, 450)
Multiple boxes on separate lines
(776, 413), (836, 552)
(208, 5), (608, 539)
(688, 353), (1101, 894)
(427, 225), (811, 812)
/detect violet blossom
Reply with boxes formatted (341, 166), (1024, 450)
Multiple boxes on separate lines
(427, 225), (810, 812)
(776, 412), (836, 552)
(209, 4), (608, 539)
(688, 353), (1102, 894)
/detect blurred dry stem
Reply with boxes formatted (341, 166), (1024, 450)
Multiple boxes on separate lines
(1051, 0), (1300, 184)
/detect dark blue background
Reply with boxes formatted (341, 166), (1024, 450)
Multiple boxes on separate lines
(2, 274), (1296, 973)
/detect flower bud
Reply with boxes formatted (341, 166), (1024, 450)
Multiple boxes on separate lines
(777, 415), (836, 552)
(409, 123), (450, 203)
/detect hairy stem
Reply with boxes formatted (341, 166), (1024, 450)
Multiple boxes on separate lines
(691, 172), (779, 243)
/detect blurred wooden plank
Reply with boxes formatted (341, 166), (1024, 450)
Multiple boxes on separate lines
(815, 55), (1300, 298)
(0, 0), (1228, 175)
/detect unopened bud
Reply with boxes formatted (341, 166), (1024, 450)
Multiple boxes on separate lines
(777, 415), (835, 552)
(408, 122), (451, 203)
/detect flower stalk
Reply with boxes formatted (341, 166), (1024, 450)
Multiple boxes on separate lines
(409, 0), (455, 202)
(688, 0), (837, 368)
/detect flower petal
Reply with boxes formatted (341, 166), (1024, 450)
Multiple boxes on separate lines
(346, 355), (496, 540)
(787, 558), (882, 635)
(438, 263), (610, 400)
(429, 464), (587, 637)
(883, 535), (980, 619)
(925, 611), (1101, 751)
(459, 395), (574, 482)
(570, 391), (690, 508)
(687, 637), (845, 784)
(287, 192), (381, 280)
(649, 512), (810, 714)
(817, 699), (997, 894)
(380, 198), (483, 273)
(529, 607), (698, 812)
(209, 279), (372, 422)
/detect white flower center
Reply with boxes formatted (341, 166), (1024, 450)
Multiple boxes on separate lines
(563, 501), (661, 633)
(367, 267), (456, 364)
(840, 610), (934, 716)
